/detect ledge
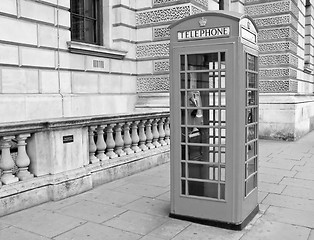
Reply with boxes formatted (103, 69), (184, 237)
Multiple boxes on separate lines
(67, 41), (127, 59)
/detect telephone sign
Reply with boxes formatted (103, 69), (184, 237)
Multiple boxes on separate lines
(169, 11), (259, 230)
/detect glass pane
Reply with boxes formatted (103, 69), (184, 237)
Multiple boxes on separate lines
(180, 91), (185, 107)
(246, 158), (256, 178)
(71, 16), (84, 41)
(220, 91), (226, 106)
(208, 128), (219, 145)
(187, 72), (209, 89)
(208, 109), (219, 126)
(220, 147), (225, 163)
(180, 73), (185, 89)
(220, 183), (225, 199)
(221, 71), (226, 88)
(180, 55), (185, 71)
(209, 72), (219, 89)
(246, 107), (258, 124)
(187, 127), (209, 144)
(85, 0), (96, 18)
(181, 145), (186, 160)
(181, 127), (186, 143)
(247, 141), (257, 159)
(187, 53), (218, 70)
(188, 181), (218, 199)
(181, 109), (185, 125)
(247, 54), (257, 71)
(181, 162), (186, 177)
(188, 163), (218, 180)
(208, 91), (219, 107)
(71, 0), (84, 15)
(247, 72), (258, 88)
(220, 167), (225, 181)
(247, 125), (257, 142)
(181, 180), (186, 194)
(220, 52), (226, 69)
(220, 109), (226, 126)
(208, 53), (219, 70)
(220, 128), (226, 144)
(209, 147), (219, 162)
(246, 174), (257, 195)
(188, 144), (203, 161)
(247, 90), (257, 106)
(85, 19), (96, 43)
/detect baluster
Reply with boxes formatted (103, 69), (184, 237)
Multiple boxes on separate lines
(158, 118), (167, 146)
(123, 122), (134, 155)
(164, 117), (170, 145)
(131, 121), (141, 153)
(96, 125), (109, 161)
(0, 136), (19, 184)
(152, 118), (161, 148)
(138, 120), (148, 151)
(114, 123), (126, 157)
(15, 134), (34, 180)
(145, 119), (155, 149)
(89, 126), (99, 164)
(106, 124), (118, 159)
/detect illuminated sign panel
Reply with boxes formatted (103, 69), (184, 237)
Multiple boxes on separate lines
(178, 26), (230, 41)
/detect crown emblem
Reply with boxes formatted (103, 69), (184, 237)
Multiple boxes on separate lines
(199, 17), (207, 27)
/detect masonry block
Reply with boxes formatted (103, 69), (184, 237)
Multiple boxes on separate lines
(0, 0), (17, 16)
(0, 44), (19, 65)
(0, 16), (37, 45)
(20, 47), (56, 68)
(20, 0), (55, 24)
(57, 8), (70, 28)
(38, 25), (58, 48)
(39, 70), (59, 93)
(72, 72), (98, 93)
(1, 68), (39, 93)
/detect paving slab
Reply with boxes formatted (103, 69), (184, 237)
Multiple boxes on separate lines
(110, 182), (169, 198)
(263, 206), (314, 228)
(240, 218), (311, 240)
(262, 193), (314, 212)
(282, 185), (314, 200)
(103, 210), (168, 235)
(171, 223), (244, 240)
(292, 165), (314, 173)
(308, 230), (314, 240)
(76, 188), (141, 207)
(294, 171), (314, 181)
(280, 177), (314, 189)
(259, 173), (283, 184)
(54, 199), (127, 223)
(148, 218), (191, 240)
(156, 190), (170, 202)
(0, 207), (86, 238)
(54, 222), (142, 240)
(123, 197), (170, 217)
(258, 182), (286, 194)
(0, 226), (51, 240)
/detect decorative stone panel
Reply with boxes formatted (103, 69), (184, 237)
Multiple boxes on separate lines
(254, 15), (293, 28)
(153, 26), (170, 39)
(136, 5), (191, 26)
(258, 27), (298, 43)
(259, 68), (297, 79)
(137, 75), (170, 92)
(136, 42), (169, 59)
(259, 54), (298, 67)
(191, 5), (204, 15)
(154, 60), (170, 73)
(258, 42), (297, 53)
(259, 80), (290, 92)
(245, 1), (290, 16)
(259, 79), (298, 93)
(153, 0), (208, 8)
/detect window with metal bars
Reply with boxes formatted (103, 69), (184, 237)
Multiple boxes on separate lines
(70, 0), (100, 45)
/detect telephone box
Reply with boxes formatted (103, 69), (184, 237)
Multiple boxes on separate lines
(169, 11), (259, 230)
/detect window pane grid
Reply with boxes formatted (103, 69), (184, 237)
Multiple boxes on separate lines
(180, 52), (226, 200)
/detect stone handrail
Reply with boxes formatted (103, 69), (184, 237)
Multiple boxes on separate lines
(0, 111), (170, 188)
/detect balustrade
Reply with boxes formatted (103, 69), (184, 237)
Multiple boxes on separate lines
(0, 111), (170, 190)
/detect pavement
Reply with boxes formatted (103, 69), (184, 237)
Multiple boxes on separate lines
(1, 132), (314, 240)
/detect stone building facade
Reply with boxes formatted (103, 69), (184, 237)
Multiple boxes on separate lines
(0, 0), (313, 140)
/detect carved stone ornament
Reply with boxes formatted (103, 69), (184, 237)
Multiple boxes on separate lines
(199, 17), (207, 27)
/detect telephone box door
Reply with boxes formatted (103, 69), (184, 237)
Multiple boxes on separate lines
(171, 43), (236, 222)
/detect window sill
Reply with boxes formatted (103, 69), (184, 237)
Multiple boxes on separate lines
(67, 41), (127, 59)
